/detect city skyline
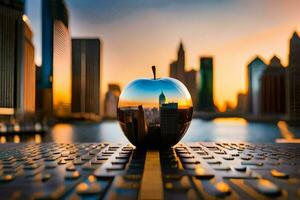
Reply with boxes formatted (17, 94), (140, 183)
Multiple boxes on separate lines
(26, 0), (300, 111)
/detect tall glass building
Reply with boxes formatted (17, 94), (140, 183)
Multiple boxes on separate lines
(247, 57), (267, 116)
(71, 39), (101, 118)
(0, 0), (35, 116)
(198, 57), (214, 111)
(41, 0), (71, 116)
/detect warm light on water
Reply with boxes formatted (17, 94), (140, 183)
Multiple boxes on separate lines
(13, 135), (20, 143)
(0, 118), (299, 144)
(0, 136), (6, 143)
(212, 118), (248, 125)
(35, 134), (42, 143)
(277, 121), (294, 140)
(51, 124), (74, 143)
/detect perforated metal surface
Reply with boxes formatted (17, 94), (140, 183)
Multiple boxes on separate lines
(0, 142), (299, 199)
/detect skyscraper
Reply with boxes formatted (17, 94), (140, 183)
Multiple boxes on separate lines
(288, 32), (300, 121)
(160, 103), (179, 137)
(104, 84), (121, 118)
(169, 61), (177, 79)
(260, 56), (286, 115)
(184, 69), (197, 108)
(176, 42), (185, 83)
(247, 57), (267, 116)
(40, 0), (71, 116)
(0, 0), (35, 116)
(23, 17), (35, 113)
(35, 65), (42, 111)
(159, 92), (166, 107)
(198, 57), (215, 111)
(169, 41), (197, 106)
(72, 38), (101, 117)
(235, 93), (248, 114)
(137, 105), (147, 143)
(0, 0), (23, 116)
(169, 41), (186, 84)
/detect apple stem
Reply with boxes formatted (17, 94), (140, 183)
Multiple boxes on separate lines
(152, 65), (156, 80)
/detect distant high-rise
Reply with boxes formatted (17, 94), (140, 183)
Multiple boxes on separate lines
(176, 42), (185, 83)
(260, 56), (286, 115)
(184, 69), (197, 108)
(72, 39), (101, 117)
(288, 32), (300, 121)
(0, 0), (35, 116)
(198, 57), (214, 111)
(40, 0), (71, 116)
(235, 93), (248, 114)
(104, 84), (121, 118)
(169, 41), (197, 107)
(159, 92), (166, 107)
(247, 57), (267, 116)
(169, 61), (177, 79)
(169, 41), (186, 84)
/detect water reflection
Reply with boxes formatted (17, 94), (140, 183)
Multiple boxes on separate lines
(0, 133), (44, 143)
(212, 118), (248, 125)
(51, 124), (74, 143)
(0, 118), (299, 144)
(34, 134), (42, 143)
(13, 135), (20, 143)
(0, 136), (6, 143)
(277, 121), (294, 140)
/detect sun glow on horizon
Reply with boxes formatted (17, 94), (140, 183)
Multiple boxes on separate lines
(26, 0), (300, 112)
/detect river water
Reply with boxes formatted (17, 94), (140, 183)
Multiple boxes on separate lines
(49, 118), (300, 144)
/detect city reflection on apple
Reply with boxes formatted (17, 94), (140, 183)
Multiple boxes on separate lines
(117, 66), (193, 148)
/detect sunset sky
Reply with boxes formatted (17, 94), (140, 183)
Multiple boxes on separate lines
(26, 0), (300, 111)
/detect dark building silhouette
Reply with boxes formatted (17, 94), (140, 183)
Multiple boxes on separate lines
(40, 0), (71, 116)
(247, 57), (267, 116)
(170, 42), (185, 83)
(118, 107), (137, 144)
(185, 69), (197, 109)
(260, 56), (286, 115)
(104, 84), (121, 118)
(72, 38), (101, 117)
(288, 32), (300, 121)
(137, 105), (147, 143)
(169, 41), (197, 106)
(169, 61), (177, 79)
(160, 103), (179, 137)
(0, 0), (35, 116)
(35, 65), (42, 111)
(198, 57), (215, 111)
(235, 93), (248, 114)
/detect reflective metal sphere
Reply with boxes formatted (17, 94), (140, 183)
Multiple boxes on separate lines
(117, 77), (193, 148)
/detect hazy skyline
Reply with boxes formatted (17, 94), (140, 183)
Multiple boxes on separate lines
(26, 0), (300, 111)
